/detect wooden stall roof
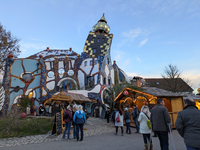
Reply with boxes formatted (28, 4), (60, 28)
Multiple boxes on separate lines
(114, 87), (184, 101)
(50, 91), (92, 103)
(142, 87), (186, 97)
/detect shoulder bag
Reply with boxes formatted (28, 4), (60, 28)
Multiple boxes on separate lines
(116, 112), (120, 123)
(144, 113), (151, 129)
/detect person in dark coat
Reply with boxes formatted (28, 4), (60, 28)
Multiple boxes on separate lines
(62, 105), (73, 141)
(150, 98), (171, 150)
(72, 105), (78, 139)
(132, 105), (139, 133)
(124, 108), (131, 134)
(84, 109), (89, 120)
(39, 104), (44, 116)
(111, 108), (116, 124)
(105, 109), (110, 123)
(175, 98), (200, 150)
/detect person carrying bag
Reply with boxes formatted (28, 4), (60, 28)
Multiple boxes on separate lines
(138, 105), (153, 150)
(114, 108), (124, 136)
(73, 105), (86, 141)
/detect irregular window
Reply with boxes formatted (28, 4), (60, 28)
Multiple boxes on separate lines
(90, 60), (93, 66)
(48, 71), (54, 78)
(58, 68), (65, 74)
(22, 73), (33, 82)
(84, 61), (87, 67)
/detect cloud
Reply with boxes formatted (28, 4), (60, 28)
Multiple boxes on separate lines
(122, 27), (143, 41)
(139, 39), (148, 47)
(136, 57), (141, 62)
(19, 42), (46, 57)
(168, 41), (178, 44)
(118, 27), (151, 48)
(126, 72), (140, 78)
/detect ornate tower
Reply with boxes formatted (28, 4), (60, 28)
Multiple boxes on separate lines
(83, 13), (113, 62)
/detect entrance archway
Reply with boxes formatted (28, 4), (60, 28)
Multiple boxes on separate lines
(57, 77), (78, 91)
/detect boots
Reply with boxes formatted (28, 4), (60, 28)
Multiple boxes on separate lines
(150, 143), (153, 150)
(144, 144), (148, 150)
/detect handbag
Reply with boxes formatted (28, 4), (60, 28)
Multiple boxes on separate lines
(144, 113), (151, 129)
(116, 112), (120, 123)
(125, 119), (131, 123)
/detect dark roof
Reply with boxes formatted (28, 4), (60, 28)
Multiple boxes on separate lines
(144, 78), (193, 93)
(142, 87), (185, 97)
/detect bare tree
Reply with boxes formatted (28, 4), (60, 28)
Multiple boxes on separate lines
(0, 23), (21, 72)
(161, 64), (193, 93)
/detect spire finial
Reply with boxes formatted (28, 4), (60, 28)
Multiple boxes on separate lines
(99, 13), (107, 23)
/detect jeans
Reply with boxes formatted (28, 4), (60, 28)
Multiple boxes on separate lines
(186, 145), (200, 150)
(76, 124), (84, 141)
(134, 119), (139, 132)
(62, 122), (71, 139)
(73, 124), (76, 138)
(126, 123), (131, 134)
(156, 131), (169, 150)
(143, 134), (152, 144)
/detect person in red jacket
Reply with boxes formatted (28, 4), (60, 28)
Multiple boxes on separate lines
(62, 105), (73, 141)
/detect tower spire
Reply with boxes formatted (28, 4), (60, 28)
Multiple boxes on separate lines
(98, 13), (107, 23)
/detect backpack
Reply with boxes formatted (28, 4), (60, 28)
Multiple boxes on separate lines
(63, 112), (69, 120)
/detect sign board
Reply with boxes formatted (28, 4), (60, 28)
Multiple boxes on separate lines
(52, 113), (62, 135)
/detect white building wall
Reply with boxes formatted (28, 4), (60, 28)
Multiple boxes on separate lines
(45, 62), (51, 70)
(78, 70), (85, 89)
(111, 69), (114, 84)
(80, 58), (93, 75)
(46, 81), (55, 90)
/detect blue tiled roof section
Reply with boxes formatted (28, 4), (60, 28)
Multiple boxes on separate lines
(78, 52), (90, 67)
(119, 69), (125, 82)
(97, 56), (104, 66)
(88, 93), (101, 103)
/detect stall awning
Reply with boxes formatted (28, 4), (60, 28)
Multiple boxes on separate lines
(44, 91), (92, 105)
(114, 87), (184, 102)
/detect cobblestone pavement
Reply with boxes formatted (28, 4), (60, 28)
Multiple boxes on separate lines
(0, 117), (115, 147)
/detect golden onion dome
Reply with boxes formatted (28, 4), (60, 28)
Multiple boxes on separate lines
(93, 13), (110, 34)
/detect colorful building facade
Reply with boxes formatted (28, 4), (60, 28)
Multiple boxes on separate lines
(2, 14), (129, 117)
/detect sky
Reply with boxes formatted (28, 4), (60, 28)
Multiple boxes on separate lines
(0, 0), (200, 89)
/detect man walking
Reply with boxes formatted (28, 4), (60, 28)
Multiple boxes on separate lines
(150, 98), (171, 150)
(132, 105), (139, 133)
(175, 98), (200, 150)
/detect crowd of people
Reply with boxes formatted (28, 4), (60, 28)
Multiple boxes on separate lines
(39, 97), (200, 150)
(108, 98), (200, 150)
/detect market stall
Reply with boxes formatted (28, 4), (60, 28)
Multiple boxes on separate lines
(114, 87), (185, 128)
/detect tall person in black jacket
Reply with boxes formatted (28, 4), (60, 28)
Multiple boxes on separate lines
(175, 98), (200, 150)
(150, 98), (171, 150)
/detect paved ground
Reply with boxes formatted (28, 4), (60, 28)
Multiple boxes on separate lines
(0, 117), (186, 150)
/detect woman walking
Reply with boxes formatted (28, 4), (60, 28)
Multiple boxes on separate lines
(62, 105), (73, 141)
(124, 108), (131, 134)
(115, 108), (124, 136)
(138, 105), (153, 150)
(73, 105), (86, 141)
